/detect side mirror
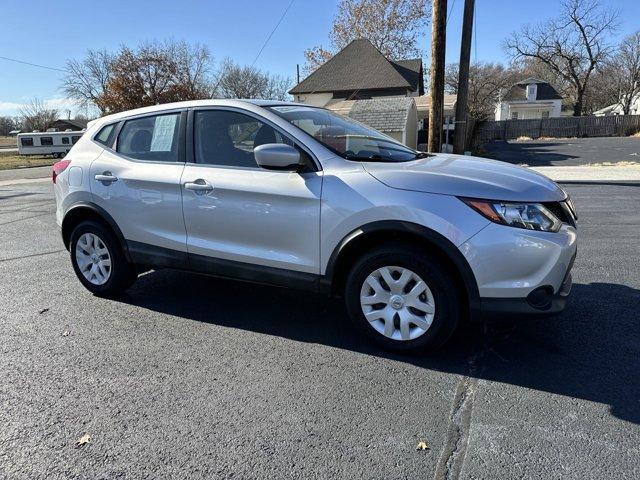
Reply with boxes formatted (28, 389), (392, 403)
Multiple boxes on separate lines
(254, 143), (301, 171)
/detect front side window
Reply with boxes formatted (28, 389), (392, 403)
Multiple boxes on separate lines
(268, 105), (422, 162)
(195, 110), (295, 168)
(40, 137), (53, 146)
(21, 137), (33, 147)
(117, 113), (180, 162)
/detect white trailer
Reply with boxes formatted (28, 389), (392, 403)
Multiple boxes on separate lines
(17, 131), (84, 158)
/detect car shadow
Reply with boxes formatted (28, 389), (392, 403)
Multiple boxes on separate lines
(483, 140), (580, 166)
(116, 271), (640, 424)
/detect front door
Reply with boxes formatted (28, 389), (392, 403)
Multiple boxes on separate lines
(181, 108), (322, 277)
(89, 111), (188, 265)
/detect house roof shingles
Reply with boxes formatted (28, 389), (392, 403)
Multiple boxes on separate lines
(290, 39), (422, 95)
(502, 79), (563, 101)
(327, 97), (414, 132)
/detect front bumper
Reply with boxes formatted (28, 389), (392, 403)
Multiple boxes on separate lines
(478, 253), (574, 320)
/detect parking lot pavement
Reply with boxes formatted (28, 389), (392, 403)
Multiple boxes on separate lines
(484, 136), (640, 166)
(1, 182), (639, 479)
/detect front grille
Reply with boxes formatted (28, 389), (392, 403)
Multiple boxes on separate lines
(543, 201), (577, 227)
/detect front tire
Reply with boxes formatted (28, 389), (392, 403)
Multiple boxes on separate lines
(344, 243), (461, 352)
(69, 221), (137, 296)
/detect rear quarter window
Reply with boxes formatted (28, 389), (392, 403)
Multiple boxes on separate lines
(94, 124), (115, 146)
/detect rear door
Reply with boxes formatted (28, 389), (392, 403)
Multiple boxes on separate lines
(89, 110), (188, 265)
(181, 107), (322, 276)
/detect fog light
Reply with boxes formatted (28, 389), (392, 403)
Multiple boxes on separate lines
(527, 286), (553, 310)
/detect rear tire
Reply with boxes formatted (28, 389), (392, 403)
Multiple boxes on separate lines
(69, 220), (137, 296)
(344, 243), (461, 352)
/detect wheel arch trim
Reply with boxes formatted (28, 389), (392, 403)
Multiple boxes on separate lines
(323, 220), (481, 318)
(61, 202), (132, 262)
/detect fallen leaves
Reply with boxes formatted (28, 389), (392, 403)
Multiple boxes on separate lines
(416, 440), (429, 451)
(38, 308), (49, 314)
(75, 433), (91, 448)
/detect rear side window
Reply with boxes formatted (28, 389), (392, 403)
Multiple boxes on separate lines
(117, 113), (180, 162)
(21, 137), (33, 147)
(95, 124), (115, 146)
(40, 137), (53, 146)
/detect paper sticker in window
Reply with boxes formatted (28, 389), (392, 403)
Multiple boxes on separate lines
(150, 115), (177, 152)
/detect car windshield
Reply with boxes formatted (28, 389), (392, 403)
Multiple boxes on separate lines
(268, 105), (426, 162)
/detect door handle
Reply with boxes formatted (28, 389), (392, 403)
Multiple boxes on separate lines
(184, 179), (214, 194)
(94, 172), (118, 184)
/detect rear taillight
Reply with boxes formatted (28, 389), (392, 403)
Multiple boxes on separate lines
(52, 160), (71, 184)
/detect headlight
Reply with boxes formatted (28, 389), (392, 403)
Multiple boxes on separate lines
(461, 198), (563, 232)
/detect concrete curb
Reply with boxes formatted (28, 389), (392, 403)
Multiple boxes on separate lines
(530, 166), (640, 182)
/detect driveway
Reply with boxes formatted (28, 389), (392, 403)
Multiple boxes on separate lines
(0, 181), (639, 479)
(484, 136), (640, 166)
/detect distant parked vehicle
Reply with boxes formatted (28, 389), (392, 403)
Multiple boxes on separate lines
(17, 131), (84, 158)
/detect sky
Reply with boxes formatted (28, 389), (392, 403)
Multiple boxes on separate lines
(1, 0), (639, 117)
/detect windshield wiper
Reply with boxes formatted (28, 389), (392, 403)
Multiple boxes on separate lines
(344, 153), (392, 162)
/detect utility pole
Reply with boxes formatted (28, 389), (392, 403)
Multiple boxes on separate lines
(428, 0), (447, 153)
(453, 0), (475, 154)
(296, 64), (300, 84)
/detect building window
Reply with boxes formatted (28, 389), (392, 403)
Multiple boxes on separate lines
(71, 136), (82, 144)
(541, 111), (550, 118)
(21, 137), (34, 147)
(527, 84), (537, 101)
(62, 137), (70, 144)
(511, 111), (519, 120)
(40, 137), (53, 146)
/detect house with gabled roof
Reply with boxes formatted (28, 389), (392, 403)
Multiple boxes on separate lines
(289, 39), (424, 107)
(495, 78), (564, 120)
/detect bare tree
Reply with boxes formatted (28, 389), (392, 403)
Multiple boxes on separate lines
(304, 0), (430, 72)
(606, 31), (640, 114)
(62, 49), (115, 115)
(504, 0), (618, 116)
(446, 62), (519, 120)
(19, 98), (58, 132)
(215, 59), (292, 100)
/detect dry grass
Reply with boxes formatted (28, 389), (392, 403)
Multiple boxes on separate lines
(0, 151), (55, 170)
(585, 161), (640, 167)
(515, 136), (533, 142)
(632, 131), (640, 137)
(0, 136), (17, 148)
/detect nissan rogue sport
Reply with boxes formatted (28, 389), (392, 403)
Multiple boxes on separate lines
(53, 100), (577, 352)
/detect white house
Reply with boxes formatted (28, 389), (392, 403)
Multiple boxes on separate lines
(495, 78), (564, 120)
(593, 94), (640, 116)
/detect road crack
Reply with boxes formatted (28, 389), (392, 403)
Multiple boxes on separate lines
(434, 348), (484, 480)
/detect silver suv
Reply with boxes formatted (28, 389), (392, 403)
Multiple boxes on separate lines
(53, 100), (577, 352)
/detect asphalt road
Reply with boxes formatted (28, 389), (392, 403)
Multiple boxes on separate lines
(0, 181), (638, 479)
(484, 136), (640, 166)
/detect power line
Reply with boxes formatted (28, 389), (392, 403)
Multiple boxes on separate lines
(251, 0), (295, 67)
(0, 55), (66, 73)
(446, 0), (457, 26)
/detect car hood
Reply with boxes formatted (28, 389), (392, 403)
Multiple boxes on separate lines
(363, 154), (566, 202)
